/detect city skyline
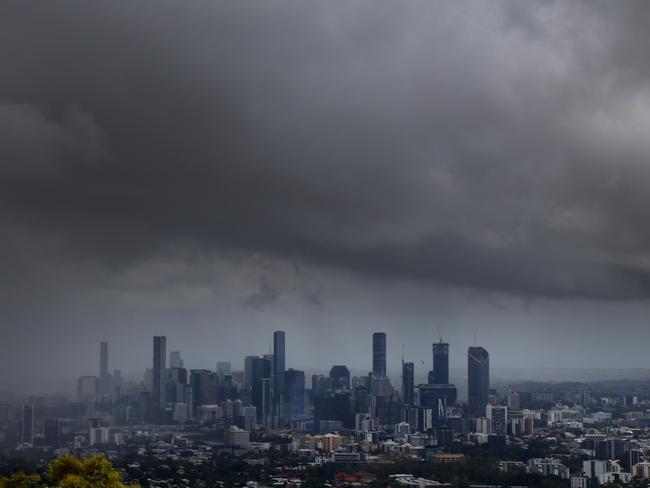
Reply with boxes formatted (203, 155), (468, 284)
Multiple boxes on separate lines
(4, 2), (650, 384)
(4, 2), (650, 485)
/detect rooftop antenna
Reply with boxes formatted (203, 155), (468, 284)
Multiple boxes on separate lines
(437, 324), (442, 343)
(474, 332), (477, 347)
(269, 335), (272, 355)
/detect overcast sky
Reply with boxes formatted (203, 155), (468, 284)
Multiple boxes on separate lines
(3, 1), (650, 390)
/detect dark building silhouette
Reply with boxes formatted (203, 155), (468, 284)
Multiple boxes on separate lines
(283, 368), (305, 421)
(329, 365), (350, 390)
(99, 341), (110, 395)
(273, 331), (285, 419)
(166, 367), (188, 404)
(419, 384), (457, 421)
(314, 390), (353, 430)
(372, 332), (387, 377)
(468, 346), (489, 416)
(251, 357), (272, 422)
(431, 341), (449, 384)
(190, 369), (218, 410)
(44, 419), (61, 447)
(153, 336), (167, 412)
(20, 405), (33, 445)
(244, 355), (259, 392)
(402, 361), (414, 405)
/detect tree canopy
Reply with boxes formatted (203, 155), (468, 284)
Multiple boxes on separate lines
(0, 455), (138, 488)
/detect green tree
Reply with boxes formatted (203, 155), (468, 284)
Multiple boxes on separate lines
(1, 455), (138, 488)
(0, 472), (40, 488)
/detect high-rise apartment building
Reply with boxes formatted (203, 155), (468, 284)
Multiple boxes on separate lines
(169, 350), (184, 369)
(372, 332), (387, 377)
(273, 331), (286, 418)
(153, 336), (167, 412)
(283, 368), (305, 421)
(190, 369), (218, 409)
(20, 405), (34, 445)
(251, 357), (272, 422)
(329, 365), (350, 390)
(402, 361), (414, 405)
(99, 341), (111, 396)
(432, 341), (449, 385)
(244, 355), (259, 392)
(468, 346), (489, 416)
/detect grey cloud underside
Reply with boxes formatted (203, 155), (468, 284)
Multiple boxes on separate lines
(3, 0), (650, 299)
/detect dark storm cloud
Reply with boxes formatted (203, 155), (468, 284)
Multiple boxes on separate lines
(3, 0), (650, 300)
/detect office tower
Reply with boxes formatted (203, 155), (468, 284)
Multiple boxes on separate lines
(419, 384), (457, 420)
(507, 392), (521, 410)
(153, 336), (167, 412)
(329, 365), (350, 390)
(190, 369), (218, 409)
(283, 369), (305, 421)
(44, 419), (60, 447)
(273, 331), (285, 417)
(20, 405), (34, 445)
(169, 351), (184, 369)
(311, 374), (329, 398)
(167, 367), (188, 403)
(98, 341), (109, 395)
(100, 341), (108, 376)
(244, 356), (259, 392)
(243, 405), (257, 431)
(402, 362), (414, 405)
(216, 361), (231, 375)
(431, 341), (449, 385)
(223, 398), (234, 425)
(216, 361), (232, 400)
(468, 346), (490, 416)
(372, 332), (387, 377)
(251, 357), (272, 422)
(77, 375), (98, 402)
(486, 404), (507, 435)
(313, 390), (353, 431)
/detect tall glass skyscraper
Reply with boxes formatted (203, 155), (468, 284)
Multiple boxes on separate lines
(283, 368), (305, 420)
(100, 341), (108, 378)
(251, 356), (272, 422)
(153, 336), (167, 411)
(99, 341), (109, 395)
(402, 361), (414, 405)
(467, 346), (489, 416)
(372, 332), (387, 377)
(432, 341), (449, 385)
(273, 331), (286, 418)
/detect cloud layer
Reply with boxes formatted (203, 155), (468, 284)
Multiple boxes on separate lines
(3, 1), (650, 383)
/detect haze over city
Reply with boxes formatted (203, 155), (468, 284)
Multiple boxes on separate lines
(3, 0), (650, 390)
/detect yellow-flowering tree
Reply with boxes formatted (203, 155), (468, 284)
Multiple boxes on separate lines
(1, 455), (138, 488)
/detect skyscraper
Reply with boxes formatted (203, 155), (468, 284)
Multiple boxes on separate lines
(372, 332), (387, 377)
(329, 365), (350, 390)
(486, 404), (507, 435)
(21, 405), (34, 445)
(431, 341), (449, 385)
(273, 331), (286, 418)
(99, 341), (110, 395)
(169, 350), (184, 369)
(402, 361), (414, 405)
(190, 369), (218, 409)
(153, 336), (167, 412)
(251, 357), (272, 422)
(100, 341), (108, 379)
(244, 355), (259, 392)
(468, 346), (489, 416)
(283, 368), (305, 421)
